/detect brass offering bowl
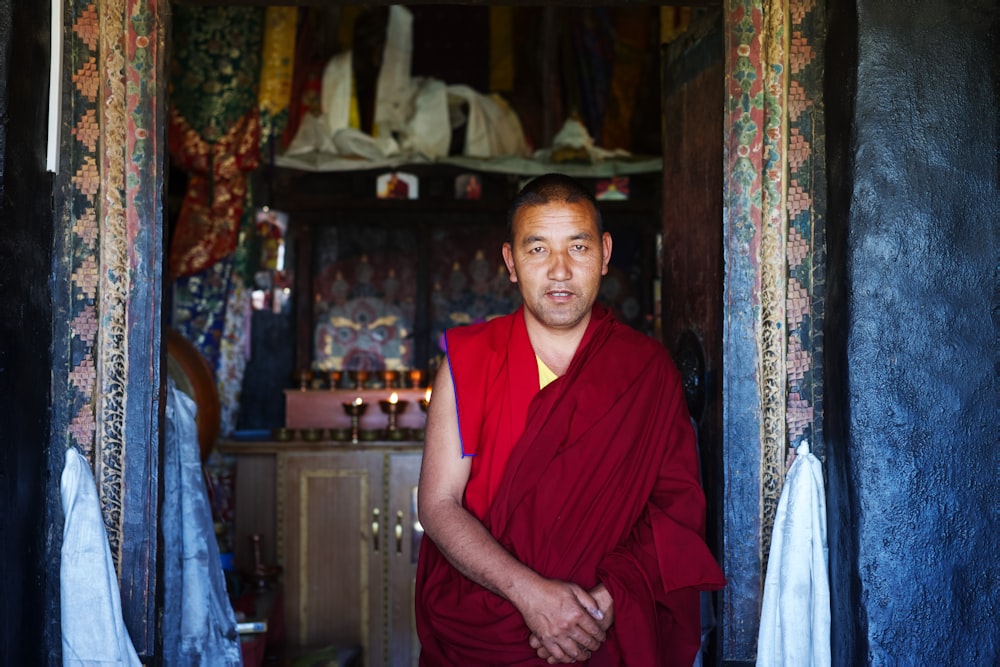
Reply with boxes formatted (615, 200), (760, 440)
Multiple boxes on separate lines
(301, 428), (324, 442)
(329, 427), (351, 442)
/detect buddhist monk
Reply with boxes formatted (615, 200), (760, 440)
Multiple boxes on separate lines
(416, 173), (725, 666)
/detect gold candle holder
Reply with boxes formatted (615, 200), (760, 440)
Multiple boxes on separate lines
(342, 397), (368, 444)
(328, 370), (342, 390)
(379, 392), (409, 437)
(296, 369), (312, 391)
(415, 388), (432, 441)
(348, 369), (371, 390)
(408, 369), (427, 389)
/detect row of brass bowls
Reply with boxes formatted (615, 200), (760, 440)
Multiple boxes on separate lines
(271, 427), (425, 442)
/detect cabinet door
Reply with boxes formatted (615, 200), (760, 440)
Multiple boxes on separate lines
(280, 451), (385, 663)
(387, 453), (424, 667)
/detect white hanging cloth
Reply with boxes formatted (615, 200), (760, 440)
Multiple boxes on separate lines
(373, 5), (415, 137)
(60, 447), (142, 666)
(756, 440), (831, 667)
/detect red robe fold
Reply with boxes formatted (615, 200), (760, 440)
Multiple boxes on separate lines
(416, 305), (725, 666)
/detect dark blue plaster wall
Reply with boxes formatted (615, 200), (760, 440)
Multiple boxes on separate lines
(827, 0), (998, 664)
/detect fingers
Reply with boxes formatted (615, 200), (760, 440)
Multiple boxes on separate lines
(570, 585), (601, 620)
(543, 642), (589, 664)
(530, 633), (595, 664)
(521, 579), (608, 662)
(572, 613), (605, 646)
(588, 583), (614, 631)
(568, 585), (606, 644)
(573, 626), (602, 651)
(534, 632), (596, 663)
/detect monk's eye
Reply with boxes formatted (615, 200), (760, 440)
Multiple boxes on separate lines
(528, 246), (545, 254)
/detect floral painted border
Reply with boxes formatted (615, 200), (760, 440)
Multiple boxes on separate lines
(758, 0), (789, 575)
(96, 0), (130, 568)
(722, 0), (795, 658)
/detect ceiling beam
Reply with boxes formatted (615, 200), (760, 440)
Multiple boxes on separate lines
(174, 1), (722, 7)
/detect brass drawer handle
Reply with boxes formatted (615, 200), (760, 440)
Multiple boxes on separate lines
(372, 508), (381, 552)
(395, 510), (404, 554)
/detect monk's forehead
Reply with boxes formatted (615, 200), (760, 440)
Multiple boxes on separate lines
(511, 200), (599, 239)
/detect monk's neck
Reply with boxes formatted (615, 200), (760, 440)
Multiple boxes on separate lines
(523, 315), (590, 377)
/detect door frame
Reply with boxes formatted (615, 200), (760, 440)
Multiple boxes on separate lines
(49, 1), (828, 663)
(719, 1), (828, 662)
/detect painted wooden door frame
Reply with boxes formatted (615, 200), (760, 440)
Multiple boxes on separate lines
(51, 0), (167, 656)
(52, 0), (828, 661)
(721, 0), (827, 661)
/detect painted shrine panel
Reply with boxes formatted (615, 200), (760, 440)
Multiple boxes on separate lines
(427, 224), (520, 356)
(311, 225), (419, 372)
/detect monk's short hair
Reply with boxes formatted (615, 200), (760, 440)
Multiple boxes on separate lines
(507, 173), (603, 242)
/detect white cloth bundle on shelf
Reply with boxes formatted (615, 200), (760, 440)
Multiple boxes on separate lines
(321, 51), (354, 139)
(406, 77), (451, 158)
(282, 4), (529, 165)
(756, 440), (831, 667)
(446, 85), (529, 159)
(373, 5), (415, 138)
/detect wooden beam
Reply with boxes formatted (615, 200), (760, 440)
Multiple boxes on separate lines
(176, 1), (721, 7)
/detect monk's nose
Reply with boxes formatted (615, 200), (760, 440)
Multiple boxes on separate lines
(548, 252), (571, 281)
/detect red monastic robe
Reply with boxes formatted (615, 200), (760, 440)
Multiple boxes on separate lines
(415, 305), (725, 666)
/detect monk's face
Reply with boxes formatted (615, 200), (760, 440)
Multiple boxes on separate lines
(502, 200), (612, 332)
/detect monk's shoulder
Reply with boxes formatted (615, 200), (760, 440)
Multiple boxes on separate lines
(606, 320), (681, 378)
(445, 311), (516, 355)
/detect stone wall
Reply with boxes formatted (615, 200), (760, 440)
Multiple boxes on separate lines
(826, 0), (998, 663)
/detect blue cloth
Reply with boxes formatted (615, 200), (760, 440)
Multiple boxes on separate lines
(162, 379), (242, 666)
(60, 447), (141, 666)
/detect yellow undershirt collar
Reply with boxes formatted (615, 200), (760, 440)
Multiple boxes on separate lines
(536, 355), (557, 389)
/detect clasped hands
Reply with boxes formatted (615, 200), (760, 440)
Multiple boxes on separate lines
(519, 579), (615, 664)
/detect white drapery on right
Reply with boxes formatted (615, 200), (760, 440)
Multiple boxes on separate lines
(756, 441), (831, 667)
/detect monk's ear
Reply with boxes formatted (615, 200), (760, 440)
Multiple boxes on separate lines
(501, 243), (518, 283)
(600, 232), (613, 276)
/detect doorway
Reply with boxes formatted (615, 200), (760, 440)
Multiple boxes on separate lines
(165, 4), (728, 664)
(34, 1), (820, 664)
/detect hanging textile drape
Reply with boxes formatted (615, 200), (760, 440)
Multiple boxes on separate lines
(258, 7), (298, 155)
(162, 380), (242, 665)
(168, 6), (263, 278)
(600, 7), (655, 150)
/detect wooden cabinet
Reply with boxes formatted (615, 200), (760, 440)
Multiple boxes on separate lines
(222, 442), (423, 667)
(386, 453), (423, 667)
(280, 451), (386, 660)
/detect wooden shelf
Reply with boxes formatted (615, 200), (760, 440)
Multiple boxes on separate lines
(217, 440), (423, 455)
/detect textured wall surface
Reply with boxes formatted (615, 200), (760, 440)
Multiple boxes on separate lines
(0, 0), (57, 662)
(829, 0), (999, 663)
